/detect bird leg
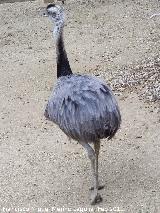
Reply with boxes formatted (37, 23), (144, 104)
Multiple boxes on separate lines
(79, 141), (102, 205)
(90, 141), (104, 191)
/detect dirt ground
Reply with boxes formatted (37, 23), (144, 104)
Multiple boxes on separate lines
(0, 0), (160, 212)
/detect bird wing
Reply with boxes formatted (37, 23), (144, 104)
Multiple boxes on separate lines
(45, 75), (121, 142)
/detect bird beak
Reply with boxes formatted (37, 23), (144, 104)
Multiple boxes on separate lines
(38, 7), (48, 17)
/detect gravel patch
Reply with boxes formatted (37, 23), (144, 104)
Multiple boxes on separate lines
(108, 57), (160, 104)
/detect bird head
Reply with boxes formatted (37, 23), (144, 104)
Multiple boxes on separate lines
(42, 4), (65, 25)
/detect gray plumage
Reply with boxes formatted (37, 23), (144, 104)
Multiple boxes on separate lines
(42, 4), (121, 205)
(45, 74), (121, 142)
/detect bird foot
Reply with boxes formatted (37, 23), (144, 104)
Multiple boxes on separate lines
(90, 185), (104, 191)
(90, 193), (103, 205)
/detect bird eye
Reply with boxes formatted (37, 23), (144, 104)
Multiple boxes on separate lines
(52, 12), (56, 17)
(47, 10), (56, 18)
(48, 11), (56, 17)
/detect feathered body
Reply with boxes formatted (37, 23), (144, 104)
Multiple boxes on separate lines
(45, 74), (121, 143)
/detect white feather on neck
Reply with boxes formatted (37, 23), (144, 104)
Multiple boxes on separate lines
(53, 20), (64, 41)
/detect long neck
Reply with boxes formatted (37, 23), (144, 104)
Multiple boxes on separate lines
(54, 23), (72, 78)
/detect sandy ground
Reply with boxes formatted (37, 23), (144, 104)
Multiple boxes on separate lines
(0, 0), (160, 212)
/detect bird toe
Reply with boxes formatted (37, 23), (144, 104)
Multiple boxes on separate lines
(90, 185), (105, 191)
(90, 193), (103, 205)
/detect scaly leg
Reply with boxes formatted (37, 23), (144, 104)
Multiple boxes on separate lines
(90, 141), (104, 191)
(79, 141), (102, 205)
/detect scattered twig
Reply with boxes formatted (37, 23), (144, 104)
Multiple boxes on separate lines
(150, 13), (160, 19)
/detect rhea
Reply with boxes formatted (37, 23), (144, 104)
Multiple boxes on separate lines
(43, 4), (121, 205)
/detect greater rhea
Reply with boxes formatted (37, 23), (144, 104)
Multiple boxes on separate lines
(43, 4), (121, 205)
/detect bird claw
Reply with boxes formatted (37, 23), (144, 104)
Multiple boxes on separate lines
(90, 185), (104, 191)
(90, 193), (103, 205)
